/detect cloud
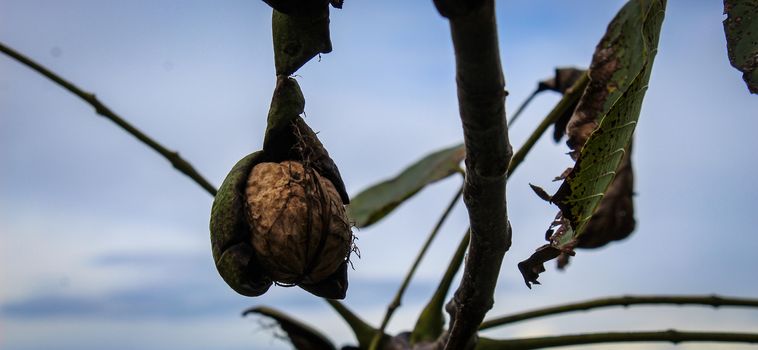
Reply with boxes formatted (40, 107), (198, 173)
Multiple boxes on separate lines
(3, 246), (434, 321)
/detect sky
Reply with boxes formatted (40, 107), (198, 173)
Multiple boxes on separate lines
(1, 0), (758, 349)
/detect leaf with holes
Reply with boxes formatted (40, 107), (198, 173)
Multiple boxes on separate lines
(347, 144), (465, 228)
(519, 0), (666, 288)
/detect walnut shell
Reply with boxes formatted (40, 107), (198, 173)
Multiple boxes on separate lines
(245, 161), (351, 285)
(210, 152), (273, 297)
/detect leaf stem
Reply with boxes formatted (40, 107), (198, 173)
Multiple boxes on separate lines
(369, 185), (464, 350)
(0, 42), (218, 196)
(477, 330), (758, 349)
(507, 89), (539, 126)
(480, 294), (758, 330)
(508, 72), (588, 173)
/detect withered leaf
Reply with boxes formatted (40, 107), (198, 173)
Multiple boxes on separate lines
(540, 67), (587, 142)
(529, 183), (553, 202)
(519, 0), (665, 287)
(510, 67), (586, 127)
(518, 245), (561, 289)
(538, 67), (587, 94)
(243, 306), (337, 350)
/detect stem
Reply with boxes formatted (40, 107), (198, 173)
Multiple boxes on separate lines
(480, 294), (758, 330)
(476, 330), (758, 350)
(507, 89), (539, 126)
(325, 299), (379, 348)
(509, 72), (588, 172)
(0, 42), (218, 196)
(437, 1), (512, 348)
(411, 228), (471, 345)
(369, 186), (464, 350)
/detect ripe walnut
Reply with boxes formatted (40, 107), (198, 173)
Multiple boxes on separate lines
(245, 161), (351, 285)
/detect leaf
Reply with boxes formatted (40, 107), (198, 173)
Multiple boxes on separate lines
(347, 144), (465, 228)
(272, 7), (332, 76)
(411, 230), (470, 345)
(529, 183), (553, 202)
(538, 67), (587, 95)
(557, 142), (635, 269)
(325, 300), (379, 348)
(723, 0), (758, 94)
(243, 306), (337, 350)
(543, 68), (588, 142)
(519, 0), (666, 287)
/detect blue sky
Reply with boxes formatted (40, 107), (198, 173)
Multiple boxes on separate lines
(1, 1), (757, 349)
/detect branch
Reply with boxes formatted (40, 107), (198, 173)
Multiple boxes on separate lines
(369, 185), (463, 350)
(0, 42), (218, 196)
(435, 1), (512, 348)
(477, 330), (758, 350)
(480, 294), (758, 330)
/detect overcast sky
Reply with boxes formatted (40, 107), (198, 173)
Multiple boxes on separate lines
(2, 1), (758, 349)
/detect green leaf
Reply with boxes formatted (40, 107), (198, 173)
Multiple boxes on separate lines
(519, 0), (666, 287)
(272, 7), (332, 76)
(347, 144), (465, 228)
(723, 0), (758, 94)
(410, 230), (470, 345)
(243, 306), (336, 350)
(325, 300), (384, 348)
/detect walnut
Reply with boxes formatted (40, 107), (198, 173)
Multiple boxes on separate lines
(245, 161), (351, 284)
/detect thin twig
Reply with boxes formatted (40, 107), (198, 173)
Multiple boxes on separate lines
(369, 185), (464, 350)
(509, 72), (588, 172)
(507, 89), (539, 126)
(0, 42), (218, 196)
(480, 294), (758, 330)
(476, 330), (758, 350)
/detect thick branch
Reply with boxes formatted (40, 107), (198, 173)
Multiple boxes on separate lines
(477, 330), (758, 350)
(0, 42), (217, 196)
(438, 1), (512, 349)
(480, 294), (758, 330)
